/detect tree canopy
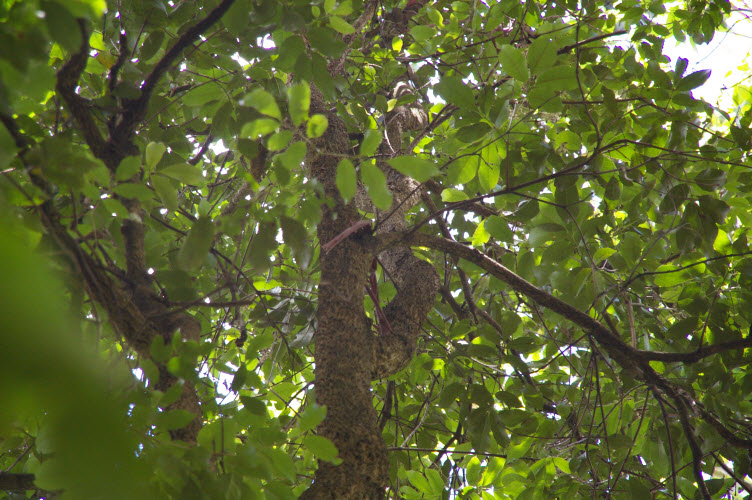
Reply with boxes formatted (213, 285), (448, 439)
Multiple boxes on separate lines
(2, 0), (752, 498)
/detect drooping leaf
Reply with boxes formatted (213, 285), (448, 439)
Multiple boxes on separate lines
(177, 216), (215, 271)
(287, 82), (310, 126)
(336, 158), (357, 201)
(145, 142), (166, 172)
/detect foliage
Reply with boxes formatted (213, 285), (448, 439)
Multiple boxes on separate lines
(1, 0), (752, 498)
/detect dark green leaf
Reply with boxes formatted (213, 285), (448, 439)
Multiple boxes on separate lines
(498, 45), (529, 81)
(435, 75), (475, 109)
(676, 69), (711, 92)
(177, 217), (215, 271)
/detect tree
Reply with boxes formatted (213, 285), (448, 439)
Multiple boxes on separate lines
(2, 0), (752, 497)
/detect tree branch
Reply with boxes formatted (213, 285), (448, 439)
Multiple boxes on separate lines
(55, 19), (108, 162)
(115, 0), (236, 140)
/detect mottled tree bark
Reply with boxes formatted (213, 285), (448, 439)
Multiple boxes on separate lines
(301, 86), (388, 499)
(301, 80), (439, 498)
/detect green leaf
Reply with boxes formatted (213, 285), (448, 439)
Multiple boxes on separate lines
(157, 163), (205, 185)
(360, 129), (382, 157)
(277, 141), (306, 172)
(536, 66), (578, 90)
(240, 396), (267, 415)
(466, 456), (482, 485)
(280, 216), (307, 260)
(145, 142), (166, 172)
(177, 217), (215, 271)
(441, 188), (469, 202)
(276, 35), (306, 72)
(139, 30), (164, 61)
(304, 435), (339, 462)
(360, 161), (393, 210)
(150, 175), (177, 212)
(0, 125), (20, 169)
(424, 469), (444, 496)
(654, 265), (687, 287)
(42, 1), (82, 52)
(387, 156), (440, 182)
(231, 363), (247, 392)
(472, 220), (491, 247)
(329, 15), (355, 34)
(676, 69), (711, 92)
(222, 0), (251, 36)
(247, 221), (278, 270)
(694, 168), (726, 191)
(447, 157), (477, 184)
(527, 37), (557, 76)
(116, 155), (141, 181)
(112, 183), (153, 202)
(485, 216), (512, 242)
(241, 118), (280, 138)
(406, 470), (431, 493)
(183, 82), (225, 106)
(298, 404), (327, 432)
(267, 130), (293, 151)
(287, 82), (310, 126)
(553, 457), (570, 474)
(498, 45), (529, 81)
(242, 88), (281, 120)
(435, 75), (475, 109)
(477, 160), (499, 191)
(155, 409), (196, 431)
(456, 123), (492, 143)
(307, 114), (329, 138)
(336, 159), (357, 201)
